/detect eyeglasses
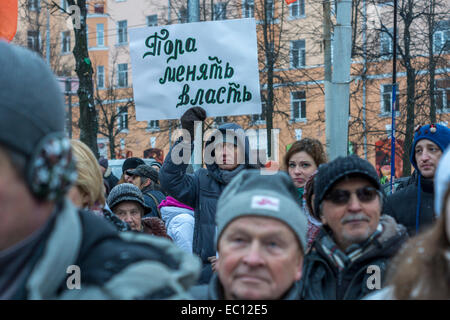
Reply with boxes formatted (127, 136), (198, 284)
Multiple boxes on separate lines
(324, 187), (380, 205)
(124, 170), (133, 176)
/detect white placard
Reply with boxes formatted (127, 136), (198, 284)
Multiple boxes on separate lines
(129, 18), (262, 121)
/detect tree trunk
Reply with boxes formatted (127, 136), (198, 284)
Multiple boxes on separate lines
(68, 0), (99, 158)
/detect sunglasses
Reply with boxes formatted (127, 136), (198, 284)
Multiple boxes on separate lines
(324, 187), (380, 205)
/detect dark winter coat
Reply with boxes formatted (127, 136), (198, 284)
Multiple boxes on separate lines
(383, 174), (435, 236)
(104, 167), (119, 191)
(189, 274), (302, 300)
(159, 123), (259, 284)
(298, 215), (408, 300)
(6, 199), (199, 299)
(141, 185), (166, 219)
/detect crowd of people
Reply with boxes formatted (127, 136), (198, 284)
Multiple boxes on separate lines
(1, 41), (450, 300)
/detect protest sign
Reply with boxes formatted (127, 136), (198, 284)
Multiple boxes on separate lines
(129, 18), (261, 121)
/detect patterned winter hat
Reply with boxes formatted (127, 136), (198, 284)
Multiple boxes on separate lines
(107, 183), (150, 213)
(410, 124), (450, 171)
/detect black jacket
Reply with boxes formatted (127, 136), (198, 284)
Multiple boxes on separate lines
(298, 215), (408, 300)
(8, 199), (199, 299)
(383, 174), (435, 236)
(141, 186), (166, 219)
(160, 123), (259, 284)
(104, 167), (119, 191)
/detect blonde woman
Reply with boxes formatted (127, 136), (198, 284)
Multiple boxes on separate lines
(68, 139), (105, 211)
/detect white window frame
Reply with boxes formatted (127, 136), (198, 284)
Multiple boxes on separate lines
(380, 29), (393, 56)
(380, 84), (399, 114)
(435, 79), (449, 113)
(147, 14), (158, 27)
(214, 2), (227, 20)
(266, 0), (274, 21)
(96, 23), (104, 47)
(117, 20), (128, 45)
(117, 63), (128, 88)
(117, 106), (129, 131)
(290, 0), (305, 19)
(291, 40), (305, 68)
(28, 0), (40, 11)
(61, 31), (71, 53)
(147, 120), (160, 131)
(179, 7), (188, 23)
(252, 100), (266, 125)
(433, 29), (449, 54)
(97, 66), (105, 89)
(242, 0), (254, 18)
(60, 0), (68, 12)
(27, 30), (41, 52)
(291, 91), (307, 122)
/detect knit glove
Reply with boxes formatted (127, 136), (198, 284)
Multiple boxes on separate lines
(180, 107), (207, 140)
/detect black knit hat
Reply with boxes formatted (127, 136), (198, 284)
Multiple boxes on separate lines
(128, 164), (159, 184)
(122, 157), (145, 174)
(313, 155), (381, 217)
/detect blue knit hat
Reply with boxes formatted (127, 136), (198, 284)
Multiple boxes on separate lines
(409, 124), (450, 234)
(410, 124), (450, 171)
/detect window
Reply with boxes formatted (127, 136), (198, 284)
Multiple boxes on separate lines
(118, 63), (128, 87)
(117, 20), (128, 44)
(290, 0), (305, 18)
(27, 31), (40, 52)
(215, 116), (228, 125)
(381, 84), (399, 113)
(435, 79), (449, 111)
(433, 21), (449, 54)
(94, 3), (104, 14)
(242, 0), (254, 18)
(97, 66), (105, 88)
(147, 120), (160, 130)
(179, 7), (188, 23)
(380, 30), (392, 56)
(252, 101), (266, 124)
(291, 40), (305, 68)
(96, 23), (104, 47)
(61, 0), (68, 11)
(28, 0), (40, 11)
(291, 91), (306, 121)
(118, 107), (128, 130)
(214, 3), (227, 20)
(147, 14), (158, 27)
(61, 31), (71, 53)
(266, 0), (274, 21)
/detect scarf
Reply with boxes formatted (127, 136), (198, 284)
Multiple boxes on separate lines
(220, 164), (246, 184)
(318, 224), (383, 271)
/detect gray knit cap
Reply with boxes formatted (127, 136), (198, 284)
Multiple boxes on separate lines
(314, 155), (381, 217)
(107, 183), (150, 213)
(216, 170), (308, 252)
(0, 41), (65, 157)
(128, 164), (159, 184)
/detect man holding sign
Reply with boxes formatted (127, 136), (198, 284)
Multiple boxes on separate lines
(159, 107), (261, 284)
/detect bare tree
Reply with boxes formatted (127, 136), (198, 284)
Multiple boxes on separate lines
(51, 0), (99, 157)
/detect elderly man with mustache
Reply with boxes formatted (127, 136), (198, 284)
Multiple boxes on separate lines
(298, 155), (408, 300)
